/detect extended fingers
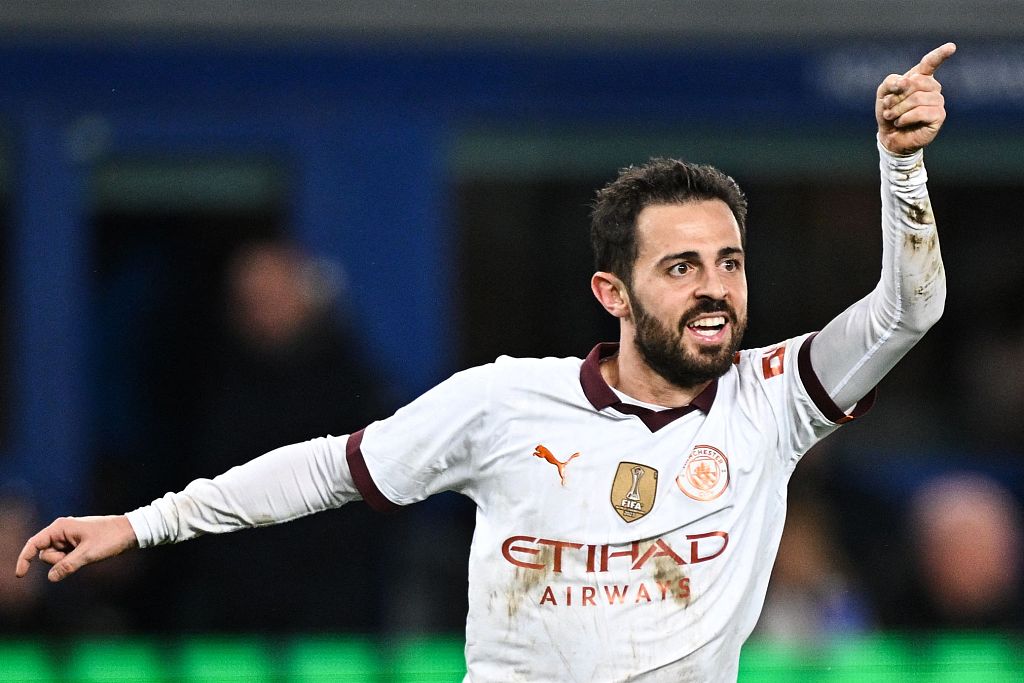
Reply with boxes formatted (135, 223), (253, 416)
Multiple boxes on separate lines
(909, 42), (957, 77)
(16, 529), (56, 577)
(14, 518), (76, 578)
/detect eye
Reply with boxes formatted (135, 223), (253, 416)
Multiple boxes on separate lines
(721, 258), (742, 272)
(668, 263), (690, 276)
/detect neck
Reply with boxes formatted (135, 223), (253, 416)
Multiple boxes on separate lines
(599, 340), (711, 408)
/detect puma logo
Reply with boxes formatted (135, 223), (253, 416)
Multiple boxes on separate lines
(533, 445), (580, 486)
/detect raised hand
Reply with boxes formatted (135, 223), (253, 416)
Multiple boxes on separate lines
(15, 515), (138, 582)
(877, 42), (956, 155)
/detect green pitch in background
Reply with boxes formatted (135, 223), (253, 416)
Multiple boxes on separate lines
(1, 633), (1020, 682)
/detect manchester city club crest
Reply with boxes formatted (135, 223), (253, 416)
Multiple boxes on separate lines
(610, 462), (658, 523)
(676, 445), (730, 501)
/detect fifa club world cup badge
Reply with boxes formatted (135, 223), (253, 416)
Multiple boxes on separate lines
(611, 462), (658, 523)
(676, 445), (730, 501)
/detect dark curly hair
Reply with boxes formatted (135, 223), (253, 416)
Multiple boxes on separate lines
(590, 158), (747, 287)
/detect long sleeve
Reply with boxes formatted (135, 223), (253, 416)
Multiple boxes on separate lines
(809, 137), (946, 412)
(124, 435), (361, 547)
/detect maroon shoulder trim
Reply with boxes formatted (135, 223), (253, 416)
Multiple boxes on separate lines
(345, 429), (400, 513)
(796, 333), (876, 424)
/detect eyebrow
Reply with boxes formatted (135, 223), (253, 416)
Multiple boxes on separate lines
(657, 246), (744, 266)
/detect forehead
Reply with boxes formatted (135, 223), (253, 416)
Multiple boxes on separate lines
(634, 200), (741, 260)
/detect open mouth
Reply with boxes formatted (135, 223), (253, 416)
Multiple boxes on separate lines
(686, 315), (729, 341)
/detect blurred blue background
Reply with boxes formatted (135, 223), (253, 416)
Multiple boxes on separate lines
(0, 2), (1022, 678)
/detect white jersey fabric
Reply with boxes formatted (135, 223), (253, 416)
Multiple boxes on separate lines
(127, 139), (944, 683)
(346, 335), (869, 683)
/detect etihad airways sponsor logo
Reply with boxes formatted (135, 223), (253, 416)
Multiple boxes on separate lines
(501, 532), (729, 573)
(537, 579), (691, 607)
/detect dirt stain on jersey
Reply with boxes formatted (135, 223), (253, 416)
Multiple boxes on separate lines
(899, 159), (924, 183)
(905, 200), (935, 226)
(653, 555), (691, 607)
(904, 230), (938, 252)
(905, 228), (943, 303)
(914, 261), (945, 303)
(507, 545), (553, 618)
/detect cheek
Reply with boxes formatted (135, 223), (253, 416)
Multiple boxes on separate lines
(633, 281), (687, 314)
(731, 277), (749, 309)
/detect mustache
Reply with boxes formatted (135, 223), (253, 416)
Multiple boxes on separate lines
(678, 299), (735, 332)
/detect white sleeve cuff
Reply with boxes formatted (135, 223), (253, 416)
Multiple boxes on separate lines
(877, 135), (928, 185)
(125, 506), (163, 548)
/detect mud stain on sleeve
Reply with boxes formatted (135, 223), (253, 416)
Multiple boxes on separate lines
(905, 223), (943, 303)
(913, 260), (945, 303)
(904, 231), (938, 252)
(899, 159), (924, 182)
(905, 200), (935, 226)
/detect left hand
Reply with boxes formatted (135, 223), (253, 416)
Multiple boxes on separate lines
(876, 42), (956, 155)
(15, 515), (137, 583)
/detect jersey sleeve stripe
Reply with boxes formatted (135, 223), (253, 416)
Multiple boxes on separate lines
(345, 429), (400, 513)
(797, 333), (876, 424)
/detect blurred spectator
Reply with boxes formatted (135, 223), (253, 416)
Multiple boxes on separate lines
(163, 240), (397, 633)
(892, 472), (1023, 630)
(754, 494), (873, 644)
(195, 240), (388, 473)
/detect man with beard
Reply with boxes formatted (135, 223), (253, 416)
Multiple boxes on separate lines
(17, 44), (954, 682)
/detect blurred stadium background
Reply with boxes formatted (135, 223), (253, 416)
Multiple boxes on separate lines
(0, 2), (1022, 681)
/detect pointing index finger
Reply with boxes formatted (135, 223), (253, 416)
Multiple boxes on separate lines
(15, 523), (69, 577)
(15, 533), (49, 577)
(908, 42), (957, 77)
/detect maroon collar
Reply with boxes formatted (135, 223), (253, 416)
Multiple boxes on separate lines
(579, 343), (717, 432)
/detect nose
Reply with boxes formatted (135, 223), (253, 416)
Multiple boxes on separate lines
(695, 267), (728, 300)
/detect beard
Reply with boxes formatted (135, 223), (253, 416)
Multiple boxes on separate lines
(632, 295), (746, 390)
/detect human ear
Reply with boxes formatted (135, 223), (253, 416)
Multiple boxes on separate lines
(591, 272), (631, 319)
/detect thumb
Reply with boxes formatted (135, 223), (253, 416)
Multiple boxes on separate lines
(48, 546), (89, 582)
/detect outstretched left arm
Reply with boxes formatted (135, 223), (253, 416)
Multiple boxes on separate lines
(810, 43), (955, 411)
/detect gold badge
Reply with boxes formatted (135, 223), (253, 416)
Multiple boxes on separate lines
(610, 462), (658, 523)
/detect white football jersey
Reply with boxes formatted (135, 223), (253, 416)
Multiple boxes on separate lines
(349, 333), (871, 682)
(125, 142), (937, 682)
